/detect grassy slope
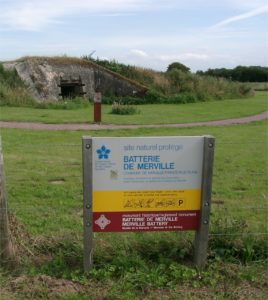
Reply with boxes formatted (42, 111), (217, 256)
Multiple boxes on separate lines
(0, 92), (267, 124)
(0, 120), (267, 299)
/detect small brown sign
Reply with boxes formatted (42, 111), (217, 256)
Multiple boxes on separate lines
(94, 92), (102, 103)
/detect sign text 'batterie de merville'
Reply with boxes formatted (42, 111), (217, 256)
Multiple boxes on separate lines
(92, 137), (204, 232)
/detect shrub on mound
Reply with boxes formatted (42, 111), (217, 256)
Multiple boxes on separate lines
(0, 63), (36, 107)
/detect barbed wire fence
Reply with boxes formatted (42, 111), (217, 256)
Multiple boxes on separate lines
(0, 139), (267, 264)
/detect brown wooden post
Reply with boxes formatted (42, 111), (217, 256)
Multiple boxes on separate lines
(0, 136), (14, 264)
(93, 92), (102, 123)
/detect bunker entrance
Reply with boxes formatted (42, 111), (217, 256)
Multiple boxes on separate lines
(58, 76), (86, 99)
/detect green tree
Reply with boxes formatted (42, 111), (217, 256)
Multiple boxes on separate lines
(197, 66), (268, 82)
(167, 62), (190, 73)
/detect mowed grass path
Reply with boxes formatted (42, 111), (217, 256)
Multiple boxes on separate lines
(1, 92), (267, 124)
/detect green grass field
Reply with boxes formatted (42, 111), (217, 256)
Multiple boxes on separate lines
(0, 118), (267, 299)
(1, 121), (267, 234)
(1, 92), (267, 124)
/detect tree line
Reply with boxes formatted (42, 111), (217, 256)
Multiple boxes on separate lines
(196, 66), (268, 82)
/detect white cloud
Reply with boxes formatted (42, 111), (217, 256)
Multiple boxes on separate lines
(211, 4), (268, 28)
(0, 0), (173, 31)
(100, 33), (201, 49)
(125, 50), (210, 71)
(1, 0), (267, 70)
(130, 49), (148, 58)
(2, 0), (267, 31)
(157, 53), (209, 62)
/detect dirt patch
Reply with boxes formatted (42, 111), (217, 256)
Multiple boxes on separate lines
(227, 281), (268, 300)
(8, 275), (85, 299)
(0, 288), (16, 300)
(49, 178), (66, 185)
(7, 214), (53, 267)
(146, 280), (268, 300)
(8, 214), (32, 262)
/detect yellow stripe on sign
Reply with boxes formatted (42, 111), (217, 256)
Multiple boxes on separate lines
(93, 189), (201, 212)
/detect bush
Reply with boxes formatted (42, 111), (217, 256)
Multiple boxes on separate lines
(165, 92), (199, 104)
(0, 85), (36, 107)
(239, 84), (255, 96)
(0, 63), (36, 107)
(110, 102), (139, 115)
(102, 96), (142, 105)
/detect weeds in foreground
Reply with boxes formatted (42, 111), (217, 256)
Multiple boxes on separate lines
(209, 217), (268, 264)
(16, 231), (266, 300)
(1, 214), (267, 299)
(18, 218), (267, 287)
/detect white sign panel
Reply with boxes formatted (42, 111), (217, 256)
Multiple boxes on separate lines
(93, 136), (204, 190)
(91, 136), (204, 232)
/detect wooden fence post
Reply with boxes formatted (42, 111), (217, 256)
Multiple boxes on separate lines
(0, 136), (14, 264)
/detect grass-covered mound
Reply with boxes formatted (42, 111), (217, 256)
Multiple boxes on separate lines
(0, 56), (254, 107)
(84, 57), (254, 104)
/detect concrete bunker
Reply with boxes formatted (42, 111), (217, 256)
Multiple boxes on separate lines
(3, 57), (148, 102)
(58, 76), (86, 99)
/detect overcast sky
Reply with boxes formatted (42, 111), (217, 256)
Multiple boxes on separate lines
(0, 0), (267, 71)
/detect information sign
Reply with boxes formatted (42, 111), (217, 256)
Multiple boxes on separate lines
(92, 137), (203, 232)
(82, 135), (215, 271)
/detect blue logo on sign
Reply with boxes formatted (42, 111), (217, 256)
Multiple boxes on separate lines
(96, 145), (111, 160)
